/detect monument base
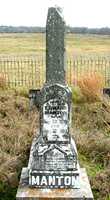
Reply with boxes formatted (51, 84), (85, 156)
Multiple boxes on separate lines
(16, 168), (94, 200)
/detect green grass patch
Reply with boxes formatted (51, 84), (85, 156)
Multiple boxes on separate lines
(79, 153), (103, 177)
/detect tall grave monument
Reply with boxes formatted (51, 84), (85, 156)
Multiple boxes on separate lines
(16, 6), (94, 200)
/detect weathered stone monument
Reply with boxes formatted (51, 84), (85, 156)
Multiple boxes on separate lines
(16, 6), (94, 200)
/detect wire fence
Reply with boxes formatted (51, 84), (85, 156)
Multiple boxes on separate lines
(0, 56), (110, 89)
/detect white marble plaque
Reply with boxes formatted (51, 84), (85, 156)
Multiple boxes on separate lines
(43, 98), (69, 142)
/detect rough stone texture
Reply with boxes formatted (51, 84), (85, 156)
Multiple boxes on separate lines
(16, 5), (93, 198)
(27, 7), (79, 187)
(28, 83), (79, 189)
(29, 89), (41, 110)
(16, 168), (94, 200)
(28, 134), (79, 189)
(46, 7), (65, 84)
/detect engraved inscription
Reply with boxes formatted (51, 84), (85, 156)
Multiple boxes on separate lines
(30, 173), (78, 188)
(43, 98), (69, 142)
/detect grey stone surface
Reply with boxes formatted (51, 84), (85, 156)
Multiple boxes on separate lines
(28, 134), (79, 189)
(16, 168), (94, 200)
(29, 89), (41, 110)
(16, 5), (93, 198)
(27, 7), (79, 189)
(46, 7), (65, 84)
(28, 83), (79, 188)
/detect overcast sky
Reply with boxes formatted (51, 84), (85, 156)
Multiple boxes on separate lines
(0, 0), (110, 28)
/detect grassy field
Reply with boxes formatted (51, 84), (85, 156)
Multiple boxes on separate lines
(0, 33), (110, 199)
(0, 33), (110, 89)
(0, 33), (110, 57)
(66, 34), (110, 57)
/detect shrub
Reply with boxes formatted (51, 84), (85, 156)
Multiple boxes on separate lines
(77, 72), (104, 102)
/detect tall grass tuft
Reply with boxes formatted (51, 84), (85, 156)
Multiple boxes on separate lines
(77, 72), (104, 102)
(0, 73), (7, 89)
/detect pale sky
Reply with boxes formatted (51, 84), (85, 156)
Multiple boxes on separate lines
(0, 0), (110, 28)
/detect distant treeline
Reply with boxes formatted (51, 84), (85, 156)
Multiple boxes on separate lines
(0, 26), (45, 33)
(0, 26), (110, 35)
(67, 27), (110, 35)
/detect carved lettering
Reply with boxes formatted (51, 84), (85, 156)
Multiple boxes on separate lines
(64, 176), (71, 186)
(31, 175), (77, 187)
(40, 176), (48, 186)
(32, 176), (39, 185)
(48, 175), (55, 186)
(56, 176), (63, 186)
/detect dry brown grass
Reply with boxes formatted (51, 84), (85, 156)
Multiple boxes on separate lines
(0, 90), (39, 188)
(91, 168), (110, 199)
(77, 72), (104, 102)
(74, 131), (110, 167)
(0, 73), (7, 89)
(73, 129), (110, 199)
(0, 89), (110, 200)
(72, 100), (110, 199)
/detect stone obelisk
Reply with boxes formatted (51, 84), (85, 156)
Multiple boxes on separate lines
(16, 6), (94, 200)
(46, 7), (65, 84)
